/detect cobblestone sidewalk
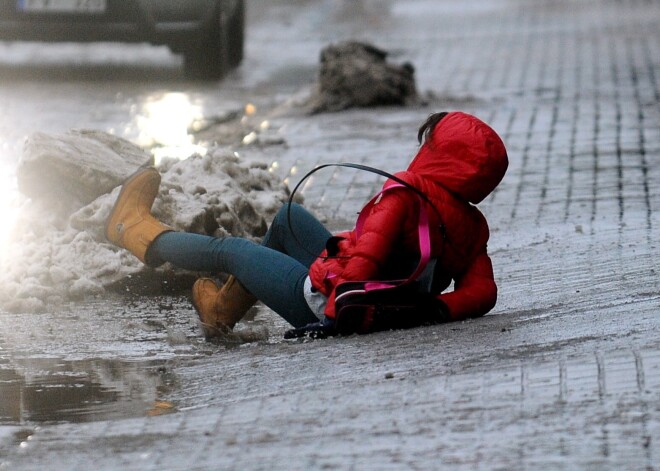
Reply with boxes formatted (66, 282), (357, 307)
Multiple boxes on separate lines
(1, 0), (658, 469)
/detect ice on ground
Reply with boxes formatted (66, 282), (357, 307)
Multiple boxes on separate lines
(0, 131), (292, 313)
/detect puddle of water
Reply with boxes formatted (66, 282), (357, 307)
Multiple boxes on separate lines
(0, 357), (177, 425)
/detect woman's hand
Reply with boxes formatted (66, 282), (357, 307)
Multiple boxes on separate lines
(283, 316), (336, 339)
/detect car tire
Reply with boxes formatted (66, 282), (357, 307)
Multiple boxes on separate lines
(227, 0), (245, 68)
(184, 7), (230, 80)
(184, 1), (244, 81)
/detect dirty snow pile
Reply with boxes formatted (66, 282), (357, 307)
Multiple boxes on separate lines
(305, 41), (419, 113)
(0, 130), (291, 313)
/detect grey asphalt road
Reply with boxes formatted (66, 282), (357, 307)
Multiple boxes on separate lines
(1, 0), (659, 470)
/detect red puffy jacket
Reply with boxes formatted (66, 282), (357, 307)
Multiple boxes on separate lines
(309, 112), (509, 320)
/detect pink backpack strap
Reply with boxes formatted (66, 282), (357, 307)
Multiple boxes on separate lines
(353, 183), (432, 291)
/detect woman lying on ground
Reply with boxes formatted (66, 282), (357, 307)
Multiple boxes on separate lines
(105, 111), (508, 338)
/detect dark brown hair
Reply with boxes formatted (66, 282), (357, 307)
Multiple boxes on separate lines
(417, 112), (449, 145)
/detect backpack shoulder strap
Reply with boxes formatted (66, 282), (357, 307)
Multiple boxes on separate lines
(355, 183), (431, 288)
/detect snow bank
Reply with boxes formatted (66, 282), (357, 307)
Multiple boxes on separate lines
(0, 131), (292, 313)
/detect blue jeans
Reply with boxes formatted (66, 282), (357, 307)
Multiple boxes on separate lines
(149, 203), (331, 327)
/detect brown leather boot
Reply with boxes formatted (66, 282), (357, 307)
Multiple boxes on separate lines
(105, 167), (172, 266)
(192, 276), (258, 339)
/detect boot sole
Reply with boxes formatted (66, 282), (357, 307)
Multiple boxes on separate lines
(192, 296), (227, 340)
(104, 166), (158, 243)
(191, 279), (224, 340)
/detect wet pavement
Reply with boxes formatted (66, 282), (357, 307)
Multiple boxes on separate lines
(1, 0), (659, 469)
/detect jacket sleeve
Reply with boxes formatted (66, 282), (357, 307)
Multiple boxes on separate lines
(438, 251), (497, 320)
(324, 190), (413, 318)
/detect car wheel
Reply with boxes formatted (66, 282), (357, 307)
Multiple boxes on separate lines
(184, 7), (229, 80)
(227, 0), (245, 68)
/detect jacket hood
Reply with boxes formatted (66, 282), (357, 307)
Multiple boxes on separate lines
(407, 112), (508, 204)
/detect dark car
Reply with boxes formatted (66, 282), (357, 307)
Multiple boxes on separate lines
(0, 0), (245, 79)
